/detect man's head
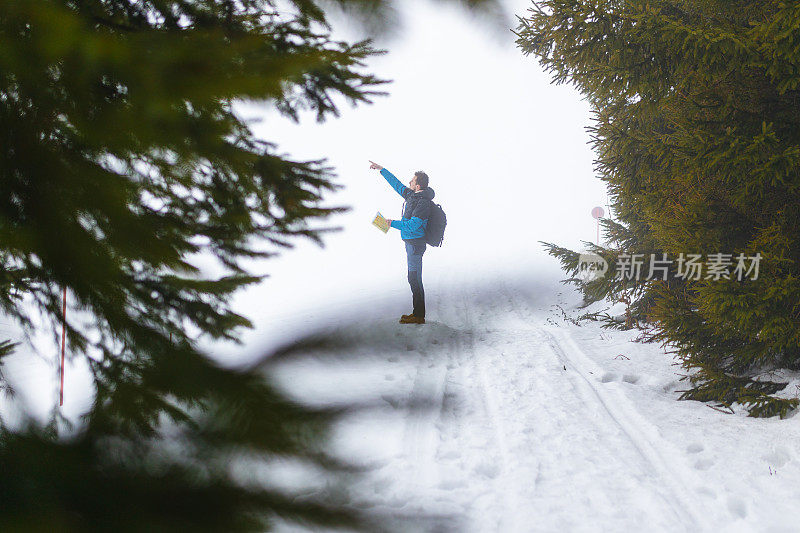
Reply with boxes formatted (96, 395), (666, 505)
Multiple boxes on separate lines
(410, 171), (429, 192)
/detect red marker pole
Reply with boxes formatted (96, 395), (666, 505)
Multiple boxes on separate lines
(591, 206), (605, 245)
(60, 287), (66, 407)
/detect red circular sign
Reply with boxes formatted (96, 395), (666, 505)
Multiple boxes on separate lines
(591, 206), (604, 219)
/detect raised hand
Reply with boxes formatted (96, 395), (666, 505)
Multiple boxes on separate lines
(369, 160), (383, 170)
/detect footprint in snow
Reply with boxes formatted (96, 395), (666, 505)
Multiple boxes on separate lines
(762, 446), (792, 468)
(662, 380), (680, 393)
(727, 496), (748, 519)
(473, 460), (500, 479)
(694, 458), (714, 471)
(687, 443), (704, 454)
(600, 372), (618, 383)
(622, 374), (640, 384)
(697, 486), (716, 499)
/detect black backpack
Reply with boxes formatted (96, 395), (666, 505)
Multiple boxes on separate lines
(425, 202), (447, 247)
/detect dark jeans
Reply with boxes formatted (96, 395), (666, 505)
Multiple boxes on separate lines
(405, 241), (426, 318)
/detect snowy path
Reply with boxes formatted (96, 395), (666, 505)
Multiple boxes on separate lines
(270, 267), (800, 532)
(394, 278), (703, 532)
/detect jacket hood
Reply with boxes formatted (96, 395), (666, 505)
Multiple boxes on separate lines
(416, 187), (435, 200)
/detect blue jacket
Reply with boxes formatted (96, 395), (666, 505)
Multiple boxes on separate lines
(380, 168), (435, 243)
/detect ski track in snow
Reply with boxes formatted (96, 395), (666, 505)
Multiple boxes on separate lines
(496, 279), (704, 531)
(272, 269), (800, 532)
(501, 282), (705, 531)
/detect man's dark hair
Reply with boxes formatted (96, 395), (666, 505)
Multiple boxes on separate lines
(414, 171), (429, 189)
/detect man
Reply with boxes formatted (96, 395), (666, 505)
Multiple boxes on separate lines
(369, 160), (434, 324)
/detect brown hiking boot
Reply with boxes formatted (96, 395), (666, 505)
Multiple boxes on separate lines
(401, 313), (415, 320)
(399, 315), (425, 324)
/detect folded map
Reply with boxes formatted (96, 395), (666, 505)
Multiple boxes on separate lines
(372, 211), (390, 233)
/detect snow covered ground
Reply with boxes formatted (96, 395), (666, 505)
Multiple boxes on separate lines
(3, 2), (800, 529)
(265, 262), (800, 533)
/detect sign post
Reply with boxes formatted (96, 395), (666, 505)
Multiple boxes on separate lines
(591, 206), (605, 245)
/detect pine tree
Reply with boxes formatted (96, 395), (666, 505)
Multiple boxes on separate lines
(0, 0), (503, 529)
(516, 1), (800, 417)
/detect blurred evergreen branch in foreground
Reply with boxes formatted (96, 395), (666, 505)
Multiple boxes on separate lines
(0, 0), (504, 529)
